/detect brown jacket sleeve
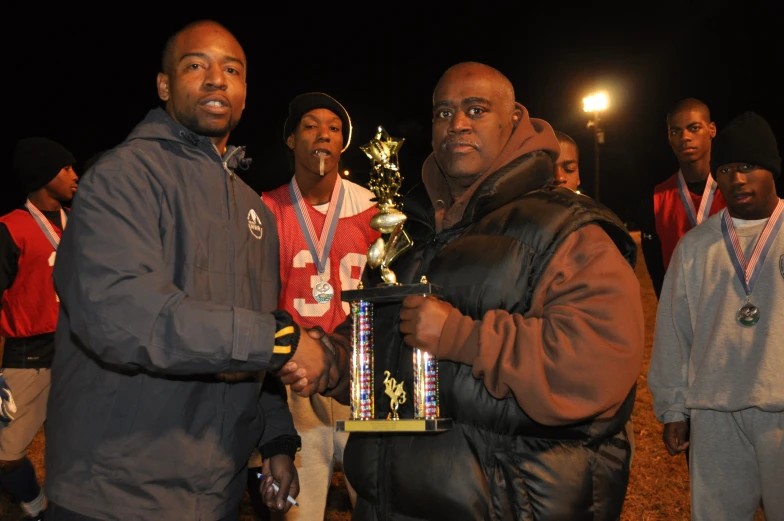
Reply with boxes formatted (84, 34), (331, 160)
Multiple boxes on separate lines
(435, 224), (644, 426)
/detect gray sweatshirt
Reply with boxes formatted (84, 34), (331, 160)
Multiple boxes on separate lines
(648, 207), (784, 424)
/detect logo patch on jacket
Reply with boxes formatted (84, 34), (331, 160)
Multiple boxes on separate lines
(247, 209), (263, 239)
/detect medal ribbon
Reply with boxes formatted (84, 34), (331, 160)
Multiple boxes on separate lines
(289, 177), (345, 276)
(677, 170), (717, 227)
(25, 199), (66, 250)
(720, 199), (784, 297)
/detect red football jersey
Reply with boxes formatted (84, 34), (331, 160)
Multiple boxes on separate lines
(653, 173), (726, 270)
(262, 179), (381, 332)
(0, 208), (63, 338)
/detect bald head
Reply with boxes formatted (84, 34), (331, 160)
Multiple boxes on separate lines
(431, 61), (523, 192)
(434, 62), (516, 114)
(161, 20), (243, 75)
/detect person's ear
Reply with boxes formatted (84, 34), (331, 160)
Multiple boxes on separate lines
(157, 73), (170, 102)
(512, 109), (522, 127)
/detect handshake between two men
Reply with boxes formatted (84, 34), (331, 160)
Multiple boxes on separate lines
(277, 295), (453, 398)
(215, 310), (347, 397)
(277, 325), (347, 397)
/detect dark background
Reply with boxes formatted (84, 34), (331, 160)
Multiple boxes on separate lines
(5, 5), (782, 226)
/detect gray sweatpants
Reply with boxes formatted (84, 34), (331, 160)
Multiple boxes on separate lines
(690, 408), (783, 521)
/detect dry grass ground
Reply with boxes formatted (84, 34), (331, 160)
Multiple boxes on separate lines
(1, 232), (765, 520)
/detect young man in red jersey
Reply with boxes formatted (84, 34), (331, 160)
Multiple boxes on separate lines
(1, 137), (78, 521)
(640, 98), (726, 298)
(258, 93), (380, 520)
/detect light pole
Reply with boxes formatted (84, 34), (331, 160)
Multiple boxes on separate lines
(583, 92), (608, 202)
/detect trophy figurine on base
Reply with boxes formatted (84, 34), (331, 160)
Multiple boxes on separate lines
(336, 126), (452, 433)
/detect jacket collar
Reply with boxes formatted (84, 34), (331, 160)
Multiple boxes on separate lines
(126, 107), (251, 170)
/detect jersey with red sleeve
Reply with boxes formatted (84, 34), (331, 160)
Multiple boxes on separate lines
(262, 178), (381, 332)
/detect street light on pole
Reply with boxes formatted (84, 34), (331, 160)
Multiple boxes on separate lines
(583, 92), (609, 202)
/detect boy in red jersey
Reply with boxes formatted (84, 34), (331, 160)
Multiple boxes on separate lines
(1, 137), (78, 520)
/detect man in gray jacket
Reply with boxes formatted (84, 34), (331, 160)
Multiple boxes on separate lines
(43, 19), (338, 521)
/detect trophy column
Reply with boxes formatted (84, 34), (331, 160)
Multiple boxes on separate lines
(413, 348), (439, 419)
(350, 300), (374, 420)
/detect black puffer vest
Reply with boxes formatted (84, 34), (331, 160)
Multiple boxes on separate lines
(345, 151), (637, 521)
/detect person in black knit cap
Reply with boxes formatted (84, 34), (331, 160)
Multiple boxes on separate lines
(1, 136), (78, 521)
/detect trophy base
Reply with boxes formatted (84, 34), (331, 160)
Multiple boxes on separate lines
(336, 417), (453, 433)
(342, 282), (442, 303)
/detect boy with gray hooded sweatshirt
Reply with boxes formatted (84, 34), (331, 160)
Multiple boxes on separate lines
(649, 111), (783, 521)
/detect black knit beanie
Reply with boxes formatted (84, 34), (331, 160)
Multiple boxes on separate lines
(282, 92), (352, 152)
(12, 137), (76, 193)
(711, 111), (780, 179)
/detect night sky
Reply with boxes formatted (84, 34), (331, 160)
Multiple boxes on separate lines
(6, 6), (782, 226)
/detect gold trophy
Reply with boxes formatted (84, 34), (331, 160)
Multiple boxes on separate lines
(336, 126), (452, 433)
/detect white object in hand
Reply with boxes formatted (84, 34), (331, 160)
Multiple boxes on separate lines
(257, 472), (299, 506)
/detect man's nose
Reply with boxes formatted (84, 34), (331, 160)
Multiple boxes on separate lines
(728, 170), (747, 185)
(448, 111), (471, 133)
(205, 67), (228, 90)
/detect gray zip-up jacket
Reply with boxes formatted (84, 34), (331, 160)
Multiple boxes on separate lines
(46, 108), (296, 520)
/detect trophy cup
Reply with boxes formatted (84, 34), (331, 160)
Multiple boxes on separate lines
(336, 126), (452, 433)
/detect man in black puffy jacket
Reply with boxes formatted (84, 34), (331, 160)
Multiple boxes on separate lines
(284, 61), (644, 521)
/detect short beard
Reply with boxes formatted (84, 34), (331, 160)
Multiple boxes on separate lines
(174, 109), (239, 139)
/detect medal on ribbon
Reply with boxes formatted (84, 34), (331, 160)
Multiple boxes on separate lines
(677, 170), (717, 228)
(289, 178), (345, 304)
(720, 200), (784, 327)
(25, 199), (66, 303)
(25, 199), (66, 249)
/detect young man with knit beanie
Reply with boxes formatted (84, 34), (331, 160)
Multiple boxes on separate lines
(0, 136), (78, 520)
(649, 111), (783, 521)
(256, 92), (379, 520)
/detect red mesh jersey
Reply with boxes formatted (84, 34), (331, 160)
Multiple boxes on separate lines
(262, 179), (381, 332)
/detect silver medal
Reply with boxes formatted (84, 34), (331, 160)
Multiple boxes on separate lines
(313, 280), (334, 303)
(737, 301), (760, 327)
